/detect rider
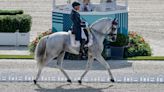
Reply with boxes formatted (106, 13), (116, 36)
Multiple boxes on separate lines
(71, 1), (86, 55)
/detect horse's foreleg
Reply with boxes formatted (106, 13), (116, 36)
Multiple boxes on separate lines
(56, 51), (72, 83)
(96, 55), (115, 82)
(78, 55), (94, 84)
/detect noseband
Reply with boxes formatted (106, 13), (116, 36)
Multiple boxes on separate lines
(107, 24), (117, 36)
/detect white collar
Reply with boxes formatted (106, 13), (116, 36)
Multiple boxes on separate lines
(73, 9), (79, 12)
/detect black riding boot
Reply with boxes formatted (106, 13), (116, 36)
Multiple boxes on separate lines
(79, 39), (85, 56)
(83, 29), (89, 44)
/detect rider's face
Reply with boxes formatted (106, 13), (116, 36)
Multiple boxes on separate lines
(75, 6), (80, 11)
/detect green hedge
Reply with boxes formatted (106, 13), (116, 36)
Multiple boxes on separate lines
(0, 14), (32, 33)
(0, 10), (23, 15)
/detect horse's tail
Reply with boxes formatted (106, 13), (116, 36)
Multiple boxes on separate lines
(35, 36), (47, 68)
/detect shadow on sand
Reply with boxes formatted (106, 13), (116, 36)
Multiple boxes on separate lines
(35, 83), (114, 92)
(46, 60), (132, 70)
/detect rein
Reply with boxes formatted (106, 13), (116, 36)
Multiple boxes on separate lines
(90, 24), (117, 37)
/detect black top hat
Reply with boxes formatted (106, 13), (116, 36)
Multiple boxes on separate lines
(72, 1), (81, 8)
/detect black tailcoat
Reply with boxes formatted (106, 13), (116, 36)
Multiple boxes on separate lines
(71, 10), (82, 41)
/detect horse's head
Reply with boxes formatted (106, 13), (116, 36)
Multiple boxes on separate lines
(90, 18), (118, 42)
(108, 18), (118, 42)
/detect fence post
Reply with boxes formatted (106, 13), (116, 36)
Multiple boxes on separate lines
(53, 0), (56, 10)
(125, 0), (128, 10)
(15, 30), (19, 47)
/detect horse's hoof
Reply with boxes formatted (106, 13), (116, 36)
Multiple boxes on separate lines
(33, 80), (37, 84)
(67, 79), (72, 83)
(110, 79), (115, 83)
(78, 80), (82, 85)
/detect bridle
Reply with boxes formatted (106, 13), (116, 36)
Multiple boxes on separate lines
(108, 19), (118, 37)
(108, 24), (117, 36)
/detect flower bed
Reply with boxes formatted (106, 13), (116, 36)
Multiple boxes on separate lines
(103, 31), (152, 59)
(29, 30), (52, 53)
(124, 31), (152, 57)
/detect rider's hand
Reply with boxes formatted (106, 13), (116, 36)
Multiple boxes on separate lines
(81, 21), (85, 24)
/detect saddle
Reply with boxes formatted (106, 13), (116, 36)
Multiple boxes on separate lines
(69, 28), (93, 48)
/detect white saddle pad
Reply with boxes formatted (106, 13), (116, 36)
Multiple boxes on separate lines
(69, 30), (93, 47)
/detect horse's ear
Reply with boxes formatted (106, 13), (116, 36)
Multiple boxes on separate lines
(114, 18), (118, 22)
(116, 18), (118, 23)
(112, 18), (118, 25)
(113, 18), (116, 21)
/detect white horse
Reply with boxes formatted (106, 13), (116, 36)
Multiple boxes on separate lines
(33, 18), (118, 84)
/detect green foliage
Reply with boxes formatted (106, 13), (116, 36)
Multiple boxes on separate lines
(125, 32), (152, 57)
(0, 55), (33, 59)
(0, 14), (32, 33)
(0, 54), (163, 60)
(127, 56), (164, 60)
(0, 10), (23, 15)
(103, 32), (152, 59)
(109, 33), (129, 47)
(18, 15), (32, 33)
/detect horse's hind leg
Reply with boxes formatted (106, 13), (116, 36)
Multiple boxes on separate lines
(78, 54), (94, 84)
(34, 65), (43, 84)
(56, 51), (72, 83)
(96, 55), (115, 82)
(34, 56), (53, 84)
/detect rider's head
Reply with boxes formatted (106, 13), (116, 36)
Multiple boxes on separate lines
(72, 2), (81, 11)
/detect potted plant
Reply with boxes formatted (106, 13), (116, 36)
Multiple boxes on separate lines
(109, 33), (129, 59)
(0, 10), (32, 46)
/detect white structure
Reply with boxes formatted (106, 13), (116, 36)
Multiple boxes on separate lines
(0, 32), (30, 46)
(53, 0), (128, 12)
(52, 0), (128, 35)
